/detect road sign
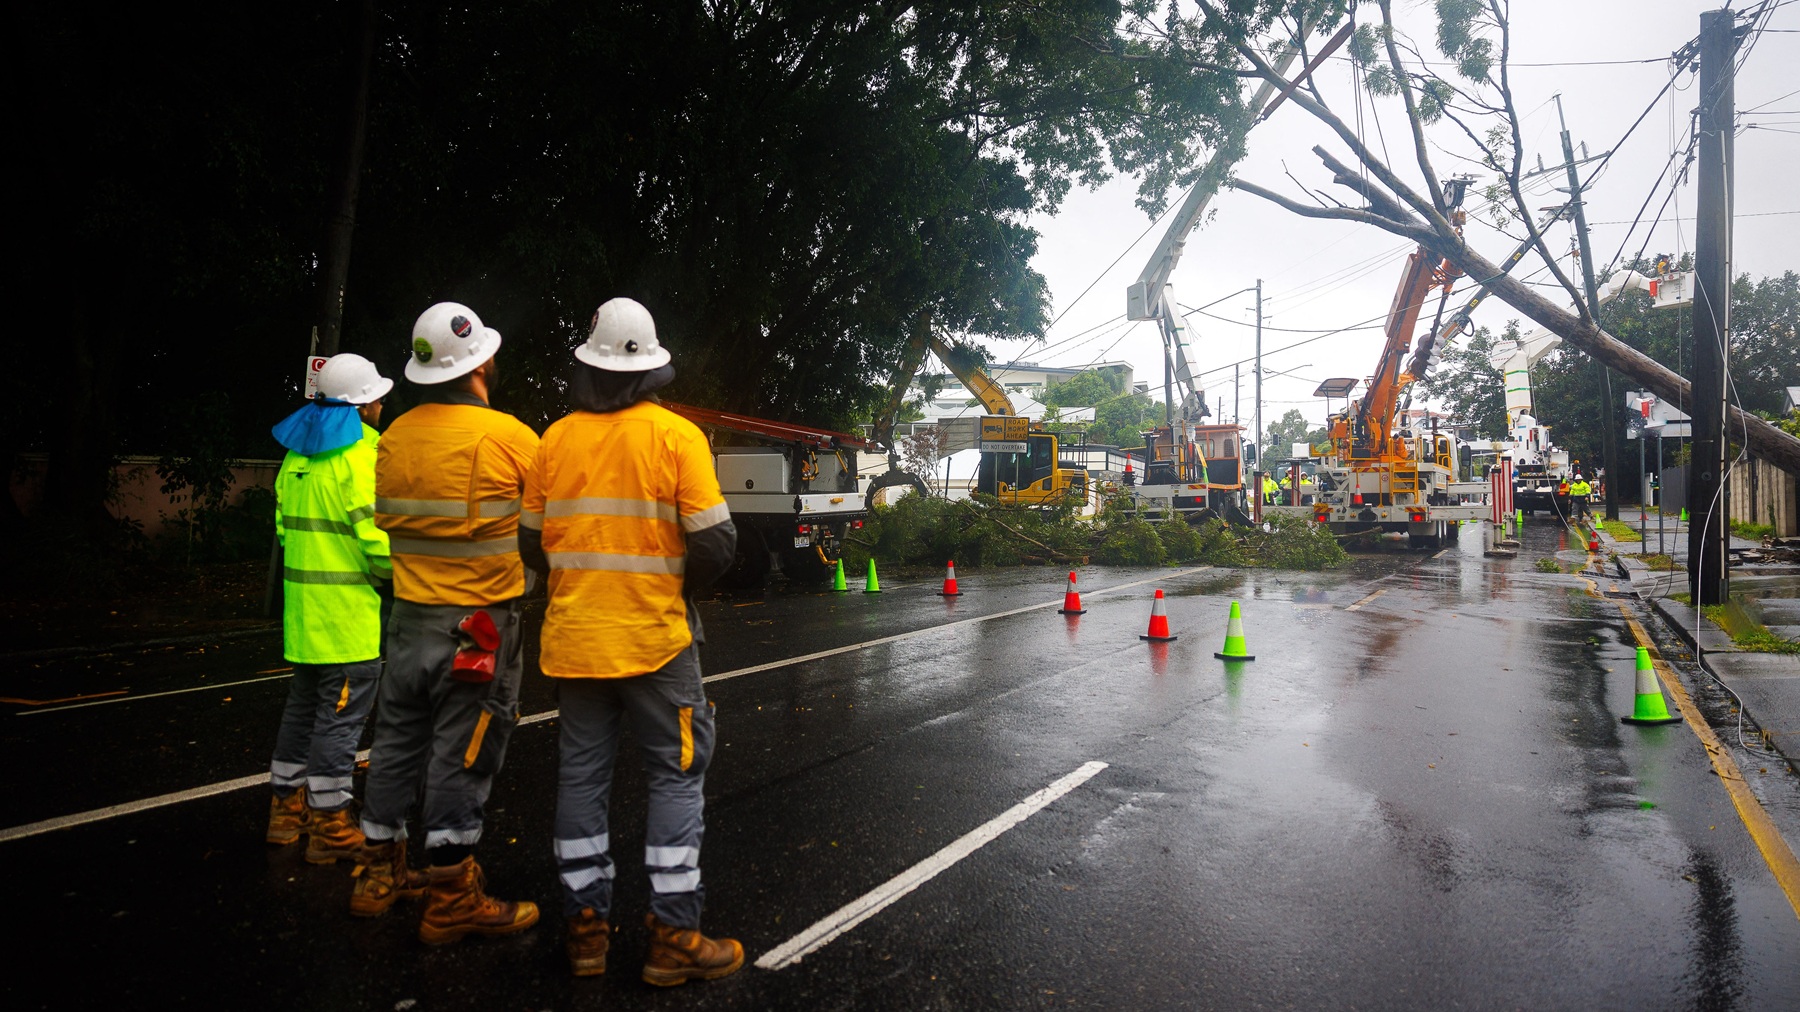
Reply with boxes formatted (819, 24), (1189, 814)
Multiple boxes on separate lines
(979, 415), (1028, 454)
(303, 356), (329, 399)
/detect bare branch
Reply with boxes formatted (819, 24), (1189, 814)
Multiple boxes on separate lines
(1376, 0), (1447, 213)
(1487, 0), (1588, 313)
(1227, 34), (1456, 237)
(1232, 178), (1436, 244)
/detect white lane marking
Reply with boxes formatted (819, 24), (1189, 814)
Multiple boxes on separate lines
(1344, 588), (1386, 612)
(0, 746), (365, 844)
(19, 569), (1207, 717)
(754, 760), (1109, 971)
(703, 568), (1208, 686)
(0, 571), (1200, 842)
(18, 673), (296, 716)
(1433, 548), (1450, 559)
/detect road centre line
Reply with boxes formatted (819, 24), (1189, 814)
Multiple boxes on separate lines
(0, 570), (1204, 843)
(1344, 588), (1386, 612)
(19, 570), (1208, 717)
(700, 567), (1209, 687)
(17, 673), (296, 716)
(755, 760), (1110, 970)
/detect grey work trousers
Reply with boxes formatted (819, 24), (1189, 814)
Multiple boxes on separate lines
(360, 599), (523, 851)
(269, 660), (381, 811)
(554, 645), (715, 926)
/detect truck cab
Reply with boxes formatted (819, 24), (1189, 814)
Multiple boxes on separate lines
(976, 431), (1087, 507)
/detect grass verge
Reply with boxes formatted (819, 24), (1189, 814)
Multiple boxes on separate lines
(1599, 519), (1643, 542)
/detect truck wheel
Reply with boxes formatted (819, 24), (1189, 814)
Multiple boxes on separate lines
(781, 548), (835, 586)
(719, 524), (771, 591)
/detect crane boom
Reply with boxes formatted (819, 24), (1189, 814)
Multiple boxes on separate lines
(1126, 18), (1348, 422)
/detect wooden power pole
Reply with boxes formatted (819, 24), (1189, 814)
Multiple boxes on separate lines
(1688, 7), (1738, 605)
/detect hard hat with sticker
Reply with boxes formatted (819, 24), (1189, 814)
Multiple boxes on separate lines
(406, 302), (501, 384)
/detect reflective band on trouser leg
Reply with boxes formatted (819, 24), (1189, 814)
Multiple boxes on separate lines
(304, 660), (380, 810)
(554, 680), (625, 917)
(306, 775), (355, 811)
(270, 665), (326, 792)
(419, 601), (523, 857)
(270, 760), (307, 791)
(631, 648), (711, 928)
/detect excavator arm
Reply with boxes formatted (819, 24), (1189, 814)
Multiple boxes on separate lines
(929, 334), (1018, 416)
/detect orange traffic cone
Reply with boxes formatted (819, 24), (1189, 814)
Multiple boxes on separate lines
(940, 561), (961, 597)
(1057, 571), (1086, 615)
(1140, 589), (1177, 642)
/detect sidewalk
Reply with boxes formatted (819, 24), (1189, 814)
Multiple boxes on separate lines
(1594, 510), (1800, 763)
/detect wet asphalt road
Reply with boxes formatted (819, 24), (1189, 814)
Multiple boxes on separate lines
(3, 527), (1798, 1010)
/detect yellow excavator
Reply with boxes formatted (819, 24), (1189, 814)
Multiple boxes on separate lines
(868, 317), (1086, 508)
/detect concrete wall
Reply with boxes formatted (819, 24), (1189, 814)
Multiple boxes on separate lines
(9, 454), (281, 537)
(1728, 456), (1799, 536)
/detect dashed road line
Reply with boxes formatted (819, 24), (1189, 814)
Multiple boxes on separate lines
(0, 571), (1204, 842)
(1344, 589), (1386, 612)
(755, 760), (1109, 970)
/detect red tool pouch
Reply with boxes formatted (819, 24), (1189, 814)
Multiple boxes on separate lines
(452, 610), (500, 683)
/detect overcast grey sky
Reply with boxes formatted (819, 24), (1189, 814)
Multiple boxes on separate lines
(992, 0), (1797, 435)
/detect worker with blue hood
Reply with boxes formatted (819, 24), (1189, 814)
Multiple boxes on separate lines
(264, 353), (398, 870)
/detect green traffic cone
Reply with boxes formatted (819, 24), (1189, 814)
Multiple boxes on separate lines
(1620, 646), (1681, 725)
(1213, 600), (1255, 661)
(863, 558), (881, 594)
(1679, 507), (1688, 522)
(1515, 508), (1523, 527)
(832, 558), (848, 592)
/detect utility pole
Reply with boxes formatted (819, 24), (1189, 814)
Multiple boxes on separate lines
(1689, 7), (1737, 605)
(1253, 279), (1264, 490)
(1233, 362), (1241, 426)
(1552, 95), (1621, 522)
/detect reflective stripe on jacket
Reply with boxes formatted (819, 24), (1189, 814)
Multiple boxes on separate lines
(277, 423), (390, 663)
(376, 400), (539, 606)
(525, 401), (729, 679)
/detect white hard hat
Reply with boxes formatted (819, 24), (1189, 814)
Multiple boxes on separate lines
(575, 298), (671, 373)
(406, 302), (502, 384)
(315, 353), (393, 405)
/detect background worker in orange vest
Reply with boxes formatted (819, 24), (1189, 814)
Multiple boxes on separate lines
(356, 302), (542, 943)
(519, 298), (742, 983)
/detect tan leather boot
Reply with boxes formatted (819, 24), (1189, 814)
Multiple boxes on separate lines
(304, 808), (366, 864)
(642, 913), (744, 986)
(566, 908), (609, 976)
(265, 789), (307, 845)
(418, 857), (539, 945)
(349, 838), (429, 917)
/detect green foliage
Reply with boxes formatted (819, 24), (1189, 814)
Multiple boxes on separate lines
(1263, 408), (1327, 458)
(1094, 514), (1166, 566)
(1599, 519), (1643, 543)
(1703, 603), (1800, 655)
(1417, 323), (1509, 438)
(1777, 409), (1800, 438)
(1239, 514), (1349, 570)
(1730, 520), (1775, 542)
(1043, 368), (1129, 409)
(1534, 557), (1562, 573)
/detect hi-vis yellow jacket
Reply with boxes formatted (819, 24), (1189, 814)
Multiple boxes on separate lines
(523, 401), (730, 679)
(276, 423), (390, 663)
(376, 398), (540, 606)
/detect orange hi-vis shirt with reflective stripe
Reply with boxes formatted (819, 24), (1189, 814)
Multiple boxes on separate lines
(524, 401), (730, 679)
(376, 400), (540, 606)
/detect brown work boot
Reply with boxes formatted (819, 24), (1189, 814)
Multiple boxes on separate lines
(349, 838), (429, 917)
(418, 856), (539, 946)
(566, 908), (609, 976)
(265, 789), (307, 845)
(304, 808), (366, 865)
(642, 913), (744, 987)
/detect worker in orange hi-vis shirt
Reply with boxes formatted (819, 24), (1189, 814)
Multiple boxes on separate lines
(358, 301), (542, 944)
(518, 298), (741, 984)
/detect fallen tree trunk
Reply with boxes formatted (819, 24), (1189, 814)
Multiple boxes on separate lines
(1239, 146), (1800, 477)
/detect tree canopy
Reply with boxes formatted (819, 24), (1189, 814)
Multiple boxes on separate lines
(15, 1), (1327, 525)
